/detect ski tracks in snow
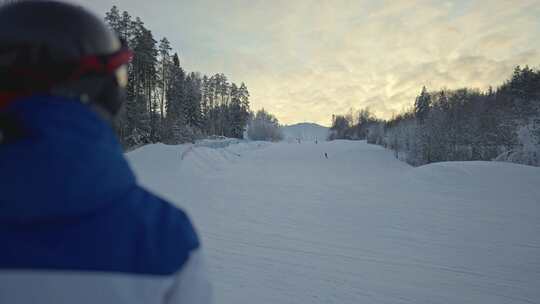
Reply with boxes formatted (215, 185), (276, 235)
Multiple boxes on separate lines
(128, 140), (540, 304)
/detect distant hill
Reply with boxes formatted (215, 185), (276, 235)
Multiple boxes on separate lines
(281, 123), (329, 142)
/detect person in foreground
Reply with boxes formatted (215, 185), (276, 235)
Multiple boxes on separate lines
(0, 1), (211, 303)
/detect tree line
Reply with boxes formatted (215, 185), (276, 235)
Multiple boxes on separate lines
(104, 6), (253, 148)
(247, 109), (283, 141)
(329, 66), (540, 167)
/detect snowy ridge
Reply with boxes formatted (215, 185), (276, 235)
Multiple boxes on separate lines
(195, 138), (243, 149)
(281, 122), (329, 142)
(410, 161), (540, 190)
(127, 140), (540, 304)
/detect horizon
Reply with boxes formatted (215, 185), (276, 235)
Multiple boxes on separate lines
(281, 121), (330, 128)
(72, 0), (540, 125)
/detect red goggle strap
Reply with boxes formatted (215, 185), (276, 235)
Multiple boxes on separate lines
(0, 46), (134, 109)
(70, 47), (133, 80)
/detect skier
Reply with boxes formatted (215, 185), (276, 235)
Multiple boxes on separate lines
(325, 152), (328, 159)
(0, 2), (211, 304)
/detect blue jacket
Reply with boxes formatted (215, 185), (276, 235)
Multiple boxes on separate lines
(0, 96), (211, 304)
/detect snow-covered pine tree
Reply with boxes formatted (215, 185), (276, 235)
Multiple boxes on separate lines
(184, 72), (204, 131)
(414, 86), (431, 124)
(248, 109), (283, 141)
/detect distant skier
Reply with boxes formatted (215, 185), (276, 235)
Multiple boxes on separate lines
(0, 1), (211, 304)
(325, 152), (328, 159)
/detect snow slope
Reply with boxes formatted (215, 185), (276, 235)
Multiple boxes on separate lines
(127, 140), (540, 304)
(281, 122), (329, 142)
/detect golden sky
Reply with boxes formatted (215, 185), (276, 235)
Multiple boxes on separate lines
(77, 0), (540, 126)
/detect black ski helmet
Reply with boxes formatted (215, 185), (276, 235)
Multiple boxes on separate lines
(0, 0), (133, 116)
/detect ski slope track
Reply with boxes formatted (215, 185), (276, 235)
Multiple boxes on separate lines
(127, 140), (540, 304)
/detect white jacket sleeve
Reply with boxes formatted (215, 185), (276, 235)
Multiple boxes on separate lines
(165, 248), (213, 304)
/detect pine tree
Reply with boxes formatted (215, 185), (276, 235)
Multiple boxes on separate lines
(131, 17), (158, 141)
(184, 72), (203, 129)
(104, 6), (121, 33)
(415, 86), (431, 124)
(158, 37), (172, 123)
(163, 56), (186, 143)
(201, 75), (210, 132)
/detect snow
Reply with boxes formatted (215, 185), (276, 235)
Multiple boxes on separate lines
(281, 122), (329, 142)
(126, 140), (540, 304)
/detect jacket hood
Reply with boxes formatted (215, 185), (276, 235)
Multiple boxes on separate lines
(0, 96), (136, 223)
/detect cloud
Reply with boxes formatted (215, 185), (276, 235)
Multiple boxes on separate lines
(74, 0), (540, 125)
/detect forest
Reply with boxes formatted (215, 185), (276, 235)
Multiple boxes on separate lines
(104, 6), (253, 148)
(329, 66), (540, 167)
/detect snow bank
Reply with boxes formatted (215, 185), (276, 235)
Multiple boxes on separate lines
(195, 138), (243, 149)
(410, 161), (540, 190)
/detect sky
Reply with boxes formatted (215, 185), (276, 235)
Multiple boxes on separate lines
(72, 0), (540, 126)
